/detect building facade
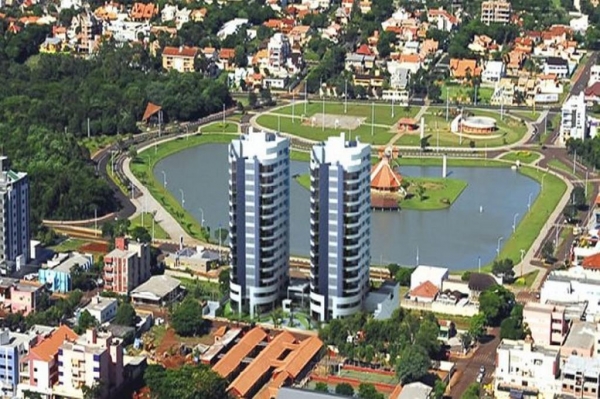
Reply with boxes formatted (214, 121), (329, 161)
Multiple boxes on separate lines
(161, 46), (198, 72)
(103, 237), (151, 295)
(39, 253), (93, 293)
(309, 133), (371, 321)
(495, 338), (561, 399)
(523, 303), (569, 346)
(267, 33), (291, 69)
(0, 329), (30, 395)
(0, 156), (29, 268)
(229, 130), (290, 317)
(481, 0), (511, 24)
(560, 92), (588, 144)
(561, 356), (600, 398)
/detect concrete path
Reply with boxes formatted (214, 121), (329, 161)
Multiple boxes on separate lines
(386, 104), (430, 146)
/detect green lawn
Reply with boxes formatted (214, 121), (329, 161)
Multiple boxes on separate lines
(130, 133), (237, 242)
(107, 163), (129, 196)
(49, 238), (89, 253)
(396, 156), (501, 168)
(338, 368), (398, 385)
(500, 151), (541, 164)
(256, 114), (394, 145)
(199, 121), (238, 133)
(79, 134), (125, 156)
(511, 110), (540, 121)
(274, 101), (418, 125)
(513, 270), (540, 287)
(441, 83), (494, 105)
(548, 159), (575, 176)
(492, 167), (567, 268)
(396, 109), (528, 148)
(129, 212), (170, 240)
(400, 177), (468, 210)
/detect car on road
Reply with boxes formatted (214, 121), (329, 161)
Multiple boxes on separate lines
(480, 365), (485, 374)
(477, 373), (484, 383)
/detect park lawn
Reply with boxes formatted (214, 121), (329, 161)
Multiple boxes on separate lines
(130, 134), (237, 242)
(513, 270), (540, 287)
(397, 156), (503, 168)
(49, 238), (89, 253)
(272, 101), (418, 125)
(106, 163), (129, 196)
(396, 110), (527, 148)
(441, 83), (494, 104)
(511, 110), (540, 121)
(500, 151), (541, 164)
(199, 121), (238, 133)
(129, 212), (170, 240)
(256, 114), (394, 145)
(548, 159), (576, 176)
(339, 368), (399, 385)
(400, 177), (468, 210)
(492, 166), (567, 269)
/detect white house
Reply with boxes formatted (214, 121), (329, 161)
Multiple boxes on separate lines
(570, 14), (589, 33)
(560, 92), (588, 143)
(543, 56), (570, 78)
(589, 65), (600, 87)
(410, 265), (449, 290)
(79, 296), (118, 324)
(481, 60), (505, 83)
(217, 18), (249, 39)
(540, 267), (600, 319)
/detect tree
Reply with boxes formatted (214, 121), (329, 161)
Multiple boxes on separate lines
(491, 258), (515, 282)
(500, 316), (525, 340)
(315, 382), (329, 392)
(377, 31), (396, 58)
(469, 140), (476, 149)
(479, 285), (515, 325)
(572, 186), (586, 209)
(260, 88), (273, 105)
(415, 319), (440, 357)
(541, 241), (555, 262)
(427, 84), (442, 103)
(234, 45), (248, 68)
(22, 391), (42, 399)
(462, 383), (480, 399)
(420, 135), (430, 151)
(394, 267), (414, 286)
(128, 147), (138, 158)
(433, 380), (447, 399)
(144, 364), (229, 399)
(82, 382), (104, 399)
(336, 383), (355, 396)
(468, 312), (486, 341)
(564, 204), (578, 223)
(460, 332), (473, 352)
(415, 184), (426, 201)
(130, 226), (151, 243)
(214, 228), (228, 244)
(387, 263), (400, 279)
(77, 311), (97, 334)
(218, 269), (229, 295)
(171, 296), (206, 336)
(358, 383), (384, 399)
(248, 91), (258, 108)
(114, 302), (137, 327)
(396, 345), (430, 384)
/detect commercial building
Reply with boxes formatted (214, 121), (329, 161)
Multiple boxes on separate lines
(79, 295), (118, 325)
(9, 282), (44, 316)
(39, 252), (93, 293)
(560, 321), (597, 358)
(309, 133), (371, 321)
(228, 131), (290, 317)
(54, 329), (123, 399)
(161, 46), (199, 73)
(523, 303), (569, 346)
(103, 237), (151, 295)
(163, 245), (219, 274)
(481, 0), (511, 24)
(561, 355), (600, 398)
(541, 268), (600, 319)
(0, 156), (29, 270)
(494, 338), (561, 399)
(560, 92), (588, 144)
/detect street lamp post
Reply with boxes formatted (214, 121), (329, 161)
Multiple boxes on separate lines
(344, 79), (348, 114)
(198, 207), (205, 227)
(497, 236), (504, 257)
(179, 188), (185, 208)
(161, 170), (167, 188)
(512, 213), (519, 233)
(527, 192), (533, 212)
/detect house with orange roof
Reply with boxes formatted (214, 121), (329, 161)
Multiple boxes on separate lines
(427, 8), (458, 32)
(150, 25), (177, 37)
(7, 22), (21, 34)
(190, 8), (207, 22)
(201, 46), (217, 61)
(420, 39), (439, 58)
(449, 58), (481, 80)
(218, 48), (236, 71)
(582, 253), (600, 271)
(162, 46), (199, 72)
(468, 34), (498, 55)
(398, 53), (421, 74)
(503, 50), (527, 76)
(537, 73), (563, 95)
(213, 327), (268, 381)
(409, 281), (439, 302)
(130, 2), (158, 21)
(228, 332), (323, 398)
(321, 22), (341, 43)
(288, 25), (311, 47)
(18, 325), (78, 396)
(514, 37), (534, 53)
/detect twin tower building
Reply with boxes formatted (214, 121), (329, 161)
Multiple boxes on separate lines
(228, 130), (372, 322)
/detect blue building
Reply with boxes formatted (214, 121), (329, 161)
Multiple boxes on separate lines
(0, 328), (32, 395)
(38, 253), (93, 293)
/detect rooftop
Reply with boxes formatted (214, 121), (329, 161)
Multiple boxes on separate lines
(29, 325), (78, 362)
(276, 387), (347, 399)
(563, 355), (600, 376)
(398, 382), (433, 399)
(563, 321), (596, 350)
(213, 327), (268, 379)
(131, 275), (181, 300)
(497, 338), (560, 358)
(83, 296), (118, 313)
(47, 253), (91, 273)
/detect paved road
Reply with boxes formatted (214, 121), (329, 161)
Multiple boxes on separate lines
(449, 328), (500, 398)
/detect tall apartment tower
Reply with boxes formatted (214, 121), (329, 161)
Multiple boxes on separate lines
(309, 133), (371, 322)
(229, 130), (290, 317)
(0, 156), (29, 266)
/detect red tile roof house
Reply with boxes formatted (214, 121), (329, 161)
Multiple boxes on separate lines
(409, 281), (439, 303)
(585, 82), (600, 105)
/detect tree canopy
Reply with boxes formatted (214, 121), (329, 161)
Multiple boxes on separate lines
(396, 345), (431, 384)
(479, 285), (516, 325)
(114, 302), (137, 327)
(171, 296), (207, 337)
(144, 364), (230, 399)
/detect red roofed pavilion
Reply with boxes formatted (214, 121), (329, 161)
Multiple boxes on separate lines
(371, 147), (403, 192)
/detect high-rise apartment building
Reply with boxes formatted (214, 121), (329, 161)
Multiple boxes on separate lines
(309, 133), (371, 322)
(229, 130), (290, 317)
(103, 237), (151, 295)
(481, 0), (511, 24)
(560, 92), (588, 144)
(0, 156), (29, 268)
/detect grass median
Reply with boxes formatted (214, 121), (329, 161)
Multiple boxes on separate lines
(500, 151), (541, 164)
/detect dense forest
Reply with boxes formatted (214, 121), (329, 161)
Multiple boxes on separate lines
(0, 23), (232, 235)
